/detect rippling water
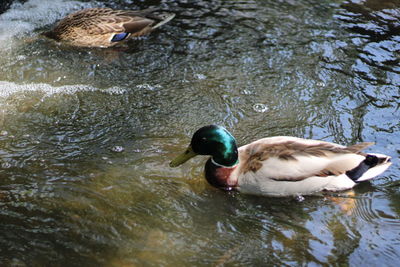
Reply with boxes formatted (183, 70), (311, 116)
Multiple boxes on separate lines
(0, 0), (399, 266)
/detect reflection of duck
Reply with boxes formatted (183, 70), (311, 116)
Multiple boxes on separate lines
(43, 8), (175, 48)
(329, 191), (357, 215)
(170, 125), (391, 197)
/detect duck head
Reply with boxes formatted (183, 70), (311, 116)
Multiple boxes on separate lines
(170, 125), (239, 167)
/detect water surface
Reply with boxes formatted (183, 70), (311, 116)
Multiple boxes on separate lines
(0, 0), (399, 266)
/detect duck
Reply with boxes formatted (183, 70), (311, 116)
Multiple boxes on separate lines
(170, 125), (392, 197)
(43, 7), (175, 48)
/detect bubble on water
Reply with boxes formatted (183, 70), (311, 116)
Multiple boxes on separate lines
(54, 76), (65, 82)
(111, 146), (125, 153)
(253, 103), (268, 113)
(16, 55), (26, 61)
(102, 157), (109, 160)
(242, 89), (252, 95)
(102, 186), (114, 191)
(0, 130), (8, 136)
(195, 73), (207, 80)
(1, 162), (12, 169)
(295, 195), (305, 202)
(316, 81), (326, 87)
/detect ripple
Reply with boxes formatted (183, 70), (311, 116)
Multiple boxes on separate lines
(0, 0), (399, 266)
(0, 0), (96, 47)
(136, 84), (162, 91)
(252, 103), (268, 113)
(338, 0), (400, 75)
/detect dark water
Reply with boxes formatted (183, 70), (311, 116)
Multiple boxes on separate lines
(0, 0), (399, 266)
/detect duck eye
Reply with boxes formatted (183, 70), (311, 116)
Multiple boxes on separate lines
(111, 32), (129, 42)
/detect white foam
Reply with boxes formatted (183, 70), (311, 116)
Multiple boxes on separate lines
(0, 81), (127, 99)
(0, 0), (100, 47)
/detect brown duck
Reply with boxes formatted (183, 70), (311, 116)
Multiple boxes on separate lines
(43, 7), (175, 48)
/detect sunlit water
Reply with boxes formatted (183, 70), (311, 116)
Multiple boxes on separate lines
(0, 0), (399, 266)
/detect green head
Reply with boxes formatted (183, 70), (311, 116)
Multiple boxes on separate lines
(170, 125), (239, 167)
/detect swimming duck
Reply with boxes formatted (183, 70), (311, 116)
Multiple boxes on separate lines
(170, 125), (391, 197)
(43, 7), (175, 48)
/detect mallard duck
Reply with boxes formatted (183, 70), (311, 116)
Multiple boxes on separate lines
(170, 125), (392, 197)
(43, 7), (175, 48)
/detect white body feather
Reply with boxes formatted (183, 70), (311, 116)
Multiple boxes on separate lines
(230, 137), (391, 196)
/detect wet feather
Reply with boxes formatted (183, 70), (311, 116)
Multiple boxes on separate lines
(170, 126), (392, 197)
(43, 8), (175, 47)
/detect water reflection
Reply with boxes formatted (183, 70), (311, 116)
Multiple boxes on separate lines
(0, 0), (399, 266)
(338, 0), (400, 85)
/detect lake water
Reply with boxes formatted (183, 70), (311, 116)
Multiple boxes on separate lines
(0, 0), (399, 266)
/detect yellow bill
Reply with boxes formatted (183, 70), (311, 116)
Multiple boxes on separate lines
(170, 146), (198, 167)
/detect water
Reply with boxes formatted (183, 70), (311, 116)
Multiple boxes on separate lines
(0, 0), (399, 265)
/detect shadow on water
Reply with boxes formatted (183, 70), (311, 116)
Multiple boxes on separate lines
(0, 0), (399, 266)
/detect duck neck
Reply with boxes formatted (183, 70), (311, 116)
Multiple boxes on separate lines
(205, 158), (238, 190)
(211, 142), (239, 168)
(203, 143), (239, 190)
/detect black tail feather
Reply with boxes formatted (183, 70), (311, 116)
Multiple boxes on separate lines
(346, 155), (379, 182)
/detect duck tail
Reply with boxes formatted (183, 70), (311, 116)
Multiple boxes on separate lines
(346, 153), (392, 182)
(150, 12), (175, 30)
(124, 9), (175, 28)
